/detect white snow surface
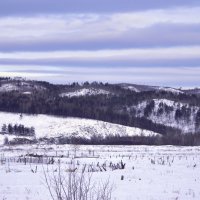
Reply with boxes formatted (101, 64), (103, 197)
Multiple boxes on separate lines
(0, 145), (199, 200)
(22, 91), (32, 95)
(0, 112), (159, 144)
(60, 88), (111, 97)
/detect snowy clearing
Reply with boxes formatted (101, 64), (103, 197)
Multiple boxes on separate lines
(0, 112), (159, 145)
(0, 145), (199, 200)
(0, 83), (19, 92)
(60, 88), (111, 97)
(121, 85), (140, 92)
(0, 81), (46, 93)
(157, 87), (183, 94)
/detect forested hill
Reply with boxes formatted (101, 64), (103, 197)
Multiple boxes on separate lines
(0, 77), (200, 136)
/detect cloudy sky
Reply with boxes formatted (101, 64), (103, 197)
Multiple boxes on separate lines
(0, 0), (200, 87)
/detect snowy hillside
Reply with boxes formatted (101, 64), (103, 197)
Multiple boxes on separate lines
(132, 99), (200, 133)
(157, 87), (183, 94)
(0, 83), (19, 92)
(60, 88), (111, 97)
(120, 84), (140, 92)
(119, 83), (184, 94)
(0, 81), (46, 93)
(0, 112), (159, 145)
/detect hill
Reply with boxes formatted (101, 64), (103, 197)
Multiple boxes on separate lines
(0, 111), (159, 145)
(0, 77), (200, 138)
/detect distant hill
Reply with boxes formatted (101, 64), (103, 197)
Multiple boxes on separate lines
(0, 77), (200, 136)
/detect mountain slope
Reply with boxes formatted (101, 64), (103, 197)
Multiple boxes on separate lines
(0, 78), (47, 93)
(118, 83), (183, 94)
(131, 99), (200, 133)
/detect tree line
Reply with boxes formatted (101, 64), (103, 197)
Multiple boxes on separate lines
(1, 124), (35, 137)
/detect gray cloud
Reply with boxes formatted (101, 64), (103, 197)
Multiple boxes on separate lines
(0, 0), (199, 16)
(1, 66), (200, 87)
(1, 58), (200, 68)
(0, 23), (200, 52)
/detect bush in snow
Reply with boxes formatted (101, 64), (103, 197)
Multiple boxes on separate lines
(43, 163), (113, 200)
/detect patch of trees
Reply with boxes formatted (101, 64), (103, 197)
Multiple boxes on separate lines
(195, 109), (200, 132)
(174, 106), (193, 123)
(144, 100), (155, 117)
(1, 124), (35, 137)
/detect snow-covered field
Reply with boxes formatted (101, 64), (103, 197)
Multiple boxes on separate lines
(0, 112), (159, 145)
(0, 145), (200, 200)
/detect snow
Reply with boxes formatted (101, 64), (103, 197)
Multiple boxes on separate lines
(0, 134), (33, 145)
(182, 87), (199, 90)
(120, 84), (184, 94)
(60, 88), (111, 97)
(0, 112), (159, 145)
(121, 85), (140, 92)
(0, 145), (199, 200)
(136, 99), (177, 112)
(0, 83), (19, 92)
(22, 91), (32, 95)
(134, 99), (199, 133)
(0, 82), (45, 93)
(19, 81), (46, 91)
(154, 98), (177, 107)
(157, 87), (184, 94)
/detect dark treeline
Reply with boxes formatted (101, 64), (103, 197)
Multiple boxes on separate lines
(101, 133), (200, 146)
(38, 133), (200, 146)
(5, 133), (200, 146)
(1, 124), (35, 137)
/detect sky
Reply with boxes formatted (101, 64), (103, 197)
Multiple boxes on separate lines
(0, 0), (200, 87)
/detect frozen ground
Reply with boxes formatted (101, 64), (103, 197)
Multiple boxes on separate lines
(0, 145), (200, 200)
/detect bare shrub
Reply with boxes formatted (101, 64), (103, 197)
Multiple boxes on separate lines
(43, 163), (113, 200)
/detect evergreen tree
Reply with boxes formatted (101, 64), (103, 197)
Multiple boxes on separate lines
(1, 124), (7, 133)
(8, 124), (13, 134)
